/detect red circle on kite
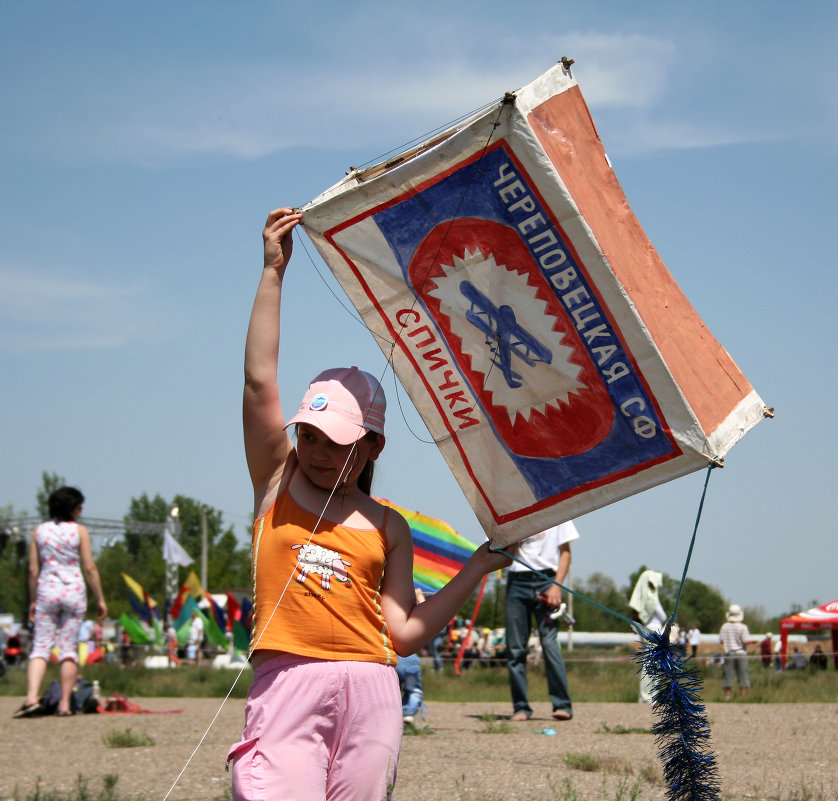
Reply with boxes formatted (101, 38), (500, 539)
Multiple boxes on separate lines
(408, 218), (614, 458)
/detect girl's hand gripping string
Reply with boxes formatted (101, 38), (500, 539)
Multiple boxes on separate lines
(262, 207), (302, 278)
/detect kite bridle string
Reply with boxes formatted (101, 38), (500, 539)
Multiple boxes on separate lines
(294, 230), (506, 447)
(294, 96), (515, 446)
(292, 92), (511, 338)
(497, 547), (646, 637)
(668, 460), (719, 627)
(492, 459), (720, 643)
(352, 96), (506, 172)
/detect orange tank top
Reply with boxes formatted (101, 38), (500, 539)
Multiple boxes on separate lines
(250, 485), (397, 665)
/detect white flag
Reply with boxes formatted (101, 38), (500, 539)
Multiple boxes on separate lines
(164, 529), (193, 567)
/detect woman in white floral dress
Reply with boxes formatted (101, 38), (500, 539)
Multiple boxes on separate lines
(14, 487), (106, 718)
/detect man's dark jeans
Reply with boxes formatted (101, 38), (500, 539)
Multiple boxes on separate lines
(505, 571), (572, 716)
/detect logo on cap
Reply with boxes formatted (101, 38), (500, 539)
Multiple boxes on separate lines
(309, 393), (328, 411)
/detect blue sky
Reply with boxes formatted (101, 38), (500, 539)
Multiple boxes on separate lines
(2, 2), (834, 619)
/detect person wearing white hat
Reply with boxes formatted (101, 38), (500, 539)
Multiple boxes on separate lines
(718, 604), (752, 700)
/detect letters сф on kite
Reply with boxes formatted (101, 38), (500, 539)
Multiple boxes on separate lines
(300, 61), (771, 547)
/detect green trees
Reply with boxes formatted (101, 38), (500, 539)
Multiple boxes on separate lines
(573, 572), (633, 631)
(127, 493), (251, 593)
(0, 477), (252, 621)
(0, 504), (29, 617)
(35, 471), (65, 517)
(626, 566), (727, 632)
(101, 492), (251, 619)
(462, 566), (728, 635)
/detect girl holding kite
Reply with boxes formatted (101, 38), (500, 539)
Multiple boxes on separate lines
(227, 208), (511, 801)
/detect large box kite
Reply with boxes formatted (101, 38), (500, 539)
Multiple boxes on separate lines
(301, 61), (771, 547)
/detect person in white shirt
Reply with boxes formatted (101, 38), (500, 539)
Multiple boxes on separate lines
(687, 624), (702, 659)
(505, 522), (579, 721)
(718, 604), (752, 700)
(187, 611), (204, 665)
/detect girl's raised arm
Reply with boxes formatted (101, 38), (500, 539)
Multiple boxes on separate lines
(243, 208), (302, 508)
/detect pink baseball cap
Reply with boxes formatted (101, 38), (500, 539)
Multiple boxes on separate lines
(285, 367), (386, 446)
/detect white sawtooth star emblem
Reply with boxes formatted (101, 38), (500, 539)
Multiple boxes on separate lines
(426, 248), (587, 424)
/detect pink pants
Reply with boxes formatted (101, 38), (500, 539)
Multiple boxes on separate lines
(227, 654), (402, 801)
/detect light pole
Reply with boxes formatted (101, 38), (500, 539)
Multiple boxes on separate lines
(164, 506), (181, 617)
(566, 566), (574, 652)
(201, 505), (208, 590)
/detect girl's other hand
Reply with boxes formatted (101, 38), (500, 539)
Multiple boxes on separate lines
(473, 540), (516, 573)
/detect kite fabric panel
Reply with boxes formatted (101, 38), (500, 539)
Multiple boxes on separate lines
(376, 498), (476, 593)
(301, 61), (771, 547)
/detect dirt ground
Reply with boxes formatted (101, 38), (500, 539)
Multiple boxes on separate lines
(3, 697), (836, 801)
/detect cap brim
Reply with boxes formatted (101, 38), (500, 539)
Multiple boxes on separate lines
(285, 410), (368, 446)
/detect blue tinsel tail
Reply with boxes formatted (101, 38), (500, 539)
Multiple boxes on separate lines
(634, 627), (721, 801)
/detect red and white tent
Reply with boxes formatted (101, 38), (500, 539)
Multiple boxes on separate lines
(779, 600), (838, 669)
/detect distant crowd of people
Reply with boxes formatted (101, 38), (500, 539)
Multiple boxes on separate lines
(6, 483), (831, 760)
(758, 633), (830, 672)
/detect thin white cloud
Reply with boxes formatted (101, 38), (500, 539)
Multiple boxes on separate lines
(601, 116), (788, 157)
(123, 34), (676, 156)
(0, 26), (819, 164)
(1, 268), (134, 307)
(558, 32), (677, 108)
(0, 264), (171, 353)
(83, 46), (676, 163)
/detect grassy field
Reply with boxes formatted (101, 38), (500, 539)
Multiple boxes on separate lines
(4, 651), (836, 801)
(2, 646), (836, 703)
(425, 648), (838, 704)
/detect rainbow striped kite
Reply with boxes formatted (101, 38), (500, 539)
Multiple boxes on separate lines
(376, 498), (476, 593)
